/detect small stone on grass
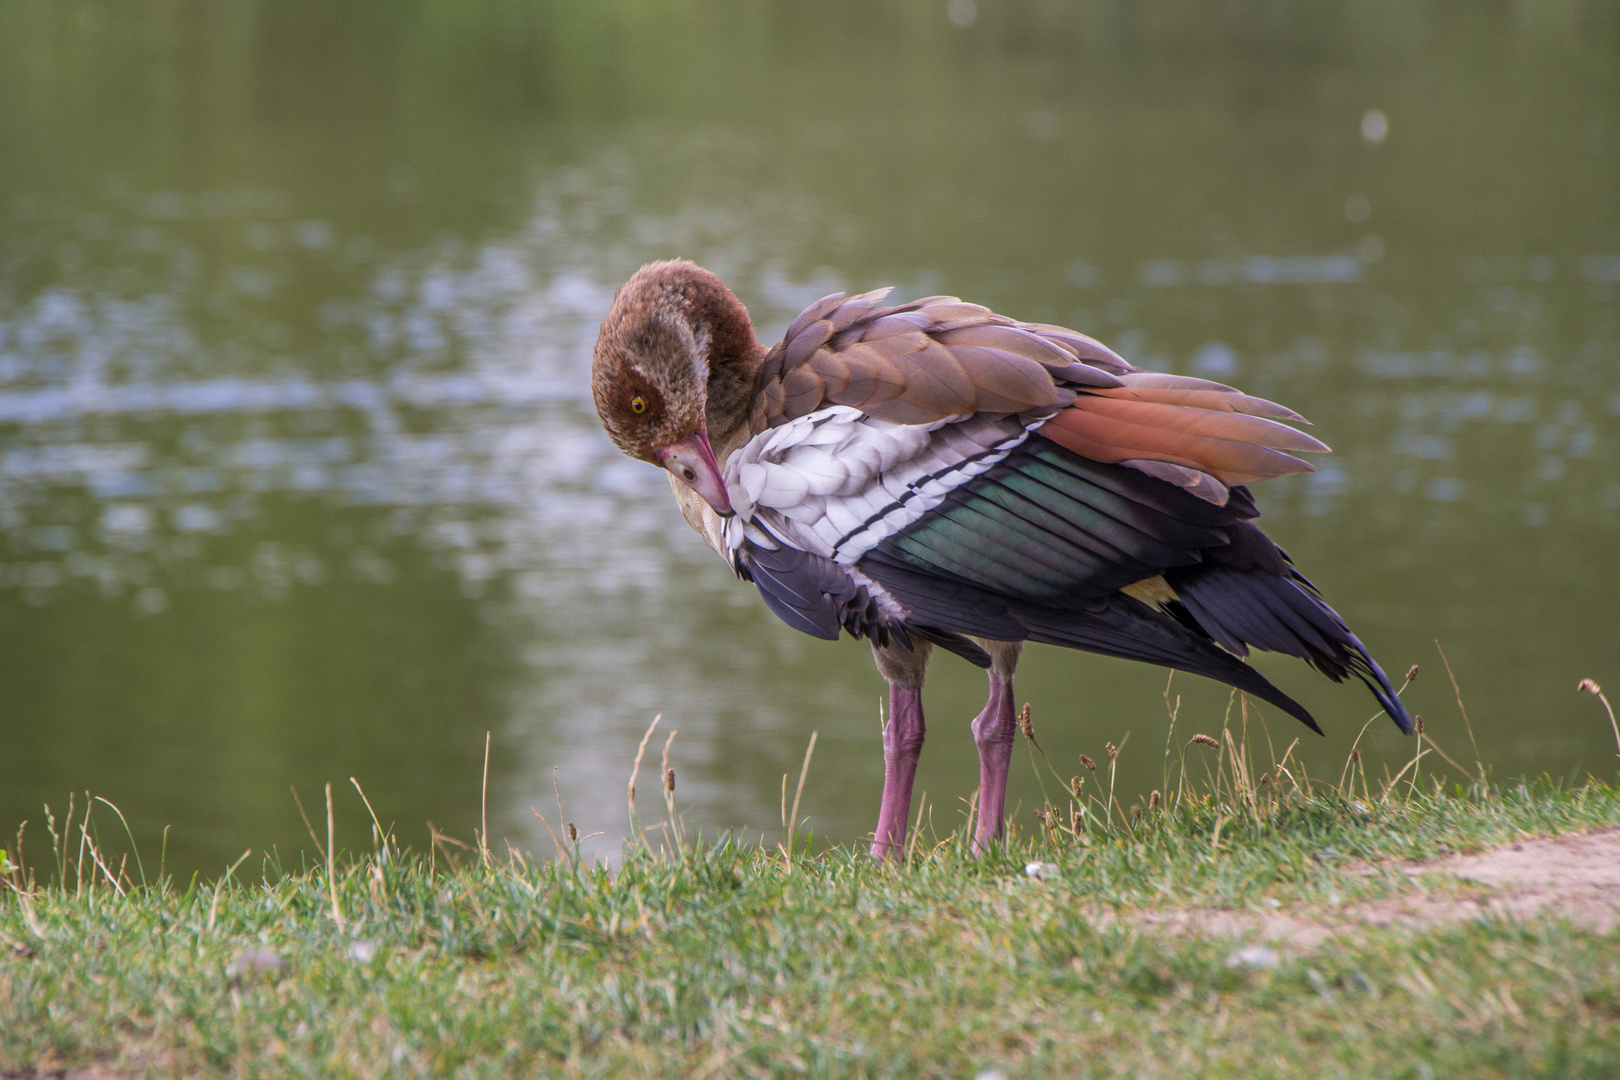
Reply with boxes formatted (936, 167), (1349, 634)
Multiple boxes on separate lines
(1225, 944), (1280, 969)
(227, 947), (285, 983)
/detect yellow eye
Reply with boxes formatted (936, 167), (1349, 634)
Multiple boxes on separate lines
(630, 395), (647, 415)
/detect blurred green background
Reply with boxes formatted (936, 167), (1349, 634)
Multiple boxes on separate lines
(1, 0), (1616, 874)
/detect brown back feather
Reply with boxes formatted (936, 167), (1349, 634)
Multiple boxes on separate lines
(755, 292), (1079, 430)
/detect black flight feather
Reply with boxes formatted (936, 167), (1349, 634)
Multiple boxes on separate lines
(1168, 563), (1412, 733)
(853, 551), (1324, 734)
(743, 543), (841, 640)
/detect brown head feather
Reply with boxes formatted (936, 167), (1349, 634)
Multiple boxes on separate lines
(591, 260), (765, 462)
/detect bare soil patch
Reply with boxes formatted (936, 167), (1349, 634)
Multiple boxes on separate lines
(1132, 827), (1620, 949)
(1, 1066), (129, 1080)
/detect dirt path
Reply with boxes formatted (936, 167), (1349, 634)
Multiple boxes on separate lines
(1135, 828), (1620, 949)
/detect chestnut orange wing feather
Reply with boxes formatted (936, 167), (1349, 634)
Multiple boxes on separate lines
(1104, 372), (1308, 421)
(1042, 406), (1314, 486)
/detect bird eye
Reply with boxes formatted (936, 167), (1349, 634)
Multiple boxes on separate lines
(630, 395), (647, 415)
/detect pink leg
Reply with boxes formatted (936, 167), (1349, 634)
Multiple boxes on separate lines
(970, 674), (1017, 852)
(968, 640), (1023, 854)
(870, 680), (926, 860)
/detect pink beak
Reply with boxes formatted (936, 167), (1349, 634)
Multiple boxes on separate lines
(656, 429), (733, 516)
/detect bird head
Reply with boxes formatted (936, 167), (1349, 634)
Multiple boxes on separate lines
(591, 261), (735, 516)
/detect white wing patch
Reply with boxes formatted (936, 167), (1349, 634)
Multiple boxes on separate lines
(723, 406), (1039, 565)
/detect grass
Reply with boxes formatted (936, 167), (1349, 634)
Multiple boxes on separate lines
(4, 681), (1620, 1078)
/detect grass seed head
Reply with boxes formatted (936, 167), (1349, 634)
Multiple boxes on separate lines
(1105, 742), (1118, 760)
(1350, 748), (1361, 764)
(1018, 703), (1034, 743)
(1191, 733), (1219, 750)
(1079, 753), (1096, 772)
(1414, 715), (1424, 734)
(1149, 790), (1161, 812)
(1579, 678), (1602, 695)
(1069, 775), (1083, 799)
(665, 768), (676, 793)
(1406, 664), (1420, 683)
(567, 822), (578, 843)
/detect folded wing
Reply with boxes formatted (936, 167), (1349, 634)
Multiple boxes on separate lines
(730, 291), (1410, 733)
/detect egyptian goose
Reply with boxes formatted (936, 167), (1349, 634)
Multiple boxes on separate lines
(592, 260), (1412, 859)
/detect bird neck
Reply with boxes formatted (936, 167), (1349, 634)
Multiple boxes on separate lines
(683, 276), (767, 449)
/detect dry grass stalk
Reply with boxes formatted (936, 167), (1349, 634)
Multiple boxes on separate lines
(1578, 679), (1620, 758)
(479, 731), (492, 870)
(659, 728), (686, 857)
(1435, 640), (1486, 788)
(325, 783), (343, 929)
(906, 793), (930, 862)
(92, 796), (146, 890)
(528, 807), (567, 865)
(1337, 716), (1378, 791)
(785, 731), (819, 859)
(349, 778), (393, 863)
(74, 796), (91, 897)
(551, 767), (575, 870)
(626, 713), (663, 846)
(290, 786), (327, 862)
(427, 821), (472, 874)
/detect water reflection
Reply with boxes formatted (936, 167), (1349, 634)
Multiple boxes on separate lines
(1, 0), (1616, 873)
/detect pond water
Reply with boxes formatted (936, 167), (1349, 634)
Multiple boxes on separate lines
(2, 1), (1617, 875)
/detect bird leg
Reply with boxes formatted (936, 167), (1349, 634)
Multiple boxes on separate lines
(969, 640), (1024, 854)
(869, 639), (932, 861)
(872, 680), (925, 860)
